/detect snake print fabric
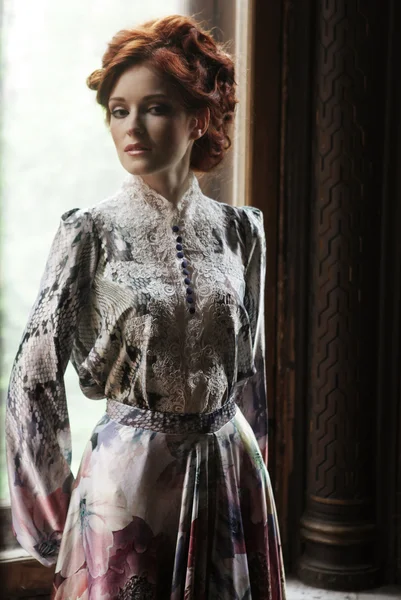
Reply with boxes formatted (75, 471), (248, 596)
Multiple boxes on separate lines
(106, 395), (237, 434)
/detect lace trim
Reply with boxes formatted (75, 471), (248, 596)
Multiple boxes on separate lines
(121, 170), (201, 214)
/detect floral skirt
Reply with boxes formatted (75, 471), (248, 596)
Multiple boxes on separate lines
(52, 399), (286, 599)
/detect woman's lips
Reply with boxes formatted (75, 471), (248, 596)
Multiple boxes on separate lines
(125, 148), (151, 155)
(124, 143), (151, 154)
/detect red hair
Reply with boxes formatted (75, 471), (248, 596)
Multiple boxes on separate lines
(86, 15), (238, 173)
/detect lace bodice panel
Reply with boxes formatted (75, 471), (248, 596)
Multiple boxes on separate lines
(73, 171), (264, 414)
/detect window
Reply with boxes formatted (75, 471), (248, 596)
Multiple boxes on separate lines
(1, 0), (254, 592)
(1, 0), (187, 508)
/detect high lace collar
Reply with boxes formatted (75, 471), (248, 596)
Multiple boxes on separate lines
(121, 170), (202, 214)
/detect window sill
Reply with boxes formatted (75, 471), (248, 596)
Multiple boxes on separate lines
(0, 553), (54, 599)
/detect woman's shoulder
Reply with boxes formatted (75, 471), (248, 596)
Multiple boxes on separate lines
(202, 193), (262, 219)
(235, 204), (263, 222)
(57, 207), (98, 237)
(55, 189), (124, 244)
(204, 196), (264, 235)
(58, 187), (129, 234)
(200, 193), (242, 219)
(60, 206), (95, 223)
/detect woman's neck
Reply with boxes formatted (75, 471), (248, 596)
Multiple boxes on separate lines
(139, 167), (193, 206)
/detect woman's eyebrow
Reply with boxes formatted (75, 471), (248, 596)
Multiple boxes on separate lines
(109, 93), (169, 102)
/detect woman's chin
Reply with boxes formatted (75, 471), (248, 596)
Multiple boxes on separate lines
(120, 155), (156, 176)
(121, 157), (172, 178)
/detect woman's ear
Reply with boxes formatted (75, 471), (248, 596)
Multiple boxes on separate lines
(191, 107), (210, 140)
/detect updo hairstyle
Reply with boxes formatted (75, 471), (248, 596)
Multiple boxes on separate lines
(86, 15), (238, 173)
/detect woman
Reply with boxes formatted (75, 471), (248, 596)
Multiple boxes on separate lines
(6, 14), (286, 599)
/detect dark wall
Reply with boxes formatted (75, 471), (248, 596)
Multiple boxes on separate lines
(250, 0), (401, 588)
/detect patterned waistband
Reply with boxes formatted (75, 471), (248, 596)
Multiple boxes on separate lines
(106, 397), (237, 434)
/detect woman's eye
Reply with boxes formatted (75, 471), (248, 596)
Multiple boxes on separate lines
(111, 108), (128, 118)
(148, 104), (170, 115)
(110, 105), (171, 118)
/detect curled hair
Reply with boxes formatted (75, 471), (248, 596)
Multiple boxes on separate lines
(86, 15), (238, 172)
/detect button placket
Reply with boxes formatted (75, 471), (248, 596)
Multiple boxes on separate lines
(172, 224), (196, 314)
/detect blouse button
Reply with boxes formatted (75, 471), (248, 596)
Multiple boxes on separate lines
(176, 244), (183, 251)
(182, 260), (188, 269)
(176, 236), (182, 243)
(189, 307), (196, 314)
(184, 277), (191, 285)
(183, 268), (189, 275)
(172, 225), (180, 232)
(186, 296), (194, 304)
(177, 252), (184, 259)
(186, 287), (193, 295)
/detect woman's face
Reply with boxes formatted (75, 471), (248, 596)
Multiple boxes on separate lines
(108, 62), (200, 177)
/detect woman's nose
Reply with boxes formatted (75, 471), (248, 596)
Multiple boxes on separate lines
(128, 110), (145, 135)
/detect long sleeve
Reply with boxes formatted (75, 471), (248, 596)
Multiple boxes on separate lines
(235, 206), (269, 465)
(5, 208), (99, 566)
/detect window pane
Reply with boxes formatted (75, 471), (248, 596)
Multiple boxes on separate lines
(0, 0), (243, 505)
(0, 0), (186, 504)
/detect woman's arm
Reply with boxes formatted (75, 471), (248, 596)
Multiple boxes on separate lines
(5, 208), (99, 565)
(236, 206), (269, 465)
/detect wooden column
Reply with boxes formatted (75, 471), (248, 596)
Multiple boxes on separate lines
(376, 0), (401, 584)
(298, 0), (386, 590)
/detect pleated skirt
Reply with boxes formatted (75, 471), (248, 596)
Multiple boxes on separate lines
(51, 398), (286, 599)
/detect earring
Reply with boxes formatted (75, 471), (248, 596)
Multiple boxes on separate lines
(198, 129), (203, 138)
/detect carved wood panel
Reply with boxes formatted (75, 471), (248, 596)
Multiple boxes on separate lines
(298, 0), (386, 590)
